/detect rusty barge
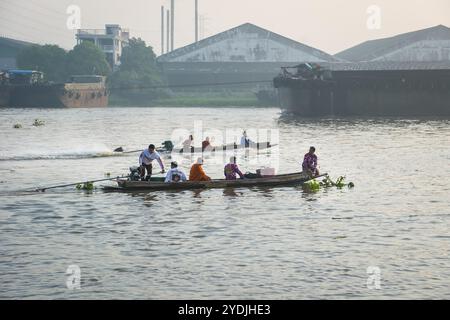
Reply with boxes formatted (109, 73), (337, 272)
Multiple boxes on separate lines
(274, 62), (450, 116)
(0, 71), (108, 108)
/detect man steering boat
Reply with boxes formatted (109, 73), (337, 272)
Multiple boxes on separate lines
(139, 144), (165, 181)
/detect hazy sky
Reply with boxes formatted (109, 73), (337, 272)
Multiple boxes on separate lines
(1, 0), (449, 55)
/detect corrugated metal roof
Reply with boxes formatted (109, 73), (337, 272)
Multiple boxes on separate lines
(158, 23), (338, 63)
(335, 25), (450, 62)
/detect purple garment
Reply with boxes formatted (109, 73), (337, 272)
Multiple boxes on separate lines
(302, 153), (318, 172)
(224, 163), (244, 180)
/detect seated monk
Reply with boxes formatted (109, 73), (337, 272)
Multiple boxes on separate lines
(189, 158), (211, 181)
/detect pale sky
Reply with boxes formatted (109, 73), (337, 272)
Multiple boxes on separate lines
(1, 0), (449, 55)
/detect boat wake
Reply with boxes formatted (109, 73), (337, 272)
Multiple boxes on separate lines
(0, 147), (127, 161)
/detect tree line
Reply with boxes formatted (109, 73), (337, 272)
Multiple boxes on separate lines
(17, 38), (166, 104)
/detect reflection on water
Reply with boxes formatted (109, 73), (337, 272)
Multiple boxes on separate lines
(0, 107), (449, 299)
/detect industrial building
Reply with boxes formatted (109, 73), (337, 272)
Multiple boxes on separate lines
(335, 25), (450, 62)
(157, 23), (338, 89)
(76, 24), (130, 70)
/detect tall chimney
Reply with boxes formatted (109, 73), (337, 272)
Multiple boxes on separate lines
(171, 0), (175, 51)
(195, 0), (199, 42)
(166, 10), (170, 53)
(161, 6), (165, 55)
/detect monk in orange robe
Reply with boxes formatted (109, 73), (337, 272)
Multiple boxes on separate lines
(189, 158), (212, 181)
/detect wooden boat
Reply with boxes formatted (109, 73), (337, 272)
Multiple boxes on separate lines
(107, 172), (324, 192)
(174, 142), (277, 154)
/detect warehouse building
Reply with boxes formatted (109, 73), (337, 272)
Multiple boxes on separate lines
(335, 25), (450, 62)
(157, 23), (338, 89)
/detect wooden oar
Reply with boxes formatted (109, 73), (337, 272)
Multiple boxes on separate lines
(34, 171), (167, 192)
(34, 176), (127, 192)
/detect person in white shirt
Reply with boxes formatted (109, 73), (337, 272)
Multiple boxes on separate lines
(182, 135), (194, 151)
(164, 161), (187, 183)
(139, 144), (165, 181)
(240, 131), (254, 148)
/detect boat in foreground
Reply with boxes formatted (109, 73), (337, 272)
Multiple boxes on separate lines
(106, 172), (324, 192)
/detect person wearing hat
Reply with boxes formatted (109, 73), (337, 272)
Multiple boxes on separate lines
(189, 158), (211, 181)
(164, 161), (187, 183)
(224, 156), (244, 180)
(302, 146), (320, 177)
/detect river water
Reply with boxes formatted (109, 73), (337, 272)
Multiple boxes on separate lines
(0, 107), (449, 299)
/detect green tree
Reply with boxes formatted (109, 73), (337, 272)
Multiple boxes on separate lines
(109, 38), (165, 105)
(66, 41), (111, 76)
(17, 44), (67, 82)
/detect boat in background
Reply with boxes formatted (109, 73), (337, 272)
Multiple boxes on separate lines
(3, 70), (108, 108)
(175, 141), (277, 154)
(0, 71), (10, 107)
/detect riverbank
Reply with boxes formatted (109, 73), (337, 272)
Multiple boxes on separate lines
(109, 92), (261, 107)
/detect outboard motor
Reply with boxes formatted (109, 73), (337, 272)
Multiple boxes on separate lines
(161, 140), (174, 152)
(129, 166), (141, 181)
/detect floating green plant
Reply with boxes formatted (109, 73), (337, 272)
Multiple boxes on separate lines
(13, 123), (22, 129)
(76, 181), (95, 191)
(32, 119), (45, 127)
(304, 175), (355, 191)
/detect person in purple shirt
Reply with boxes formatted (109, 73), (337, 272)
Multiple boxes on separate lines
(224, 156), (245, 180)
(302, 146), (320, 177)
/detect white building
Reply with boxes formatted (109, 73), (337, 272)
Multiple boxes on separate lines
(76, 24), (130, 69)
(157, 23), (338, 88)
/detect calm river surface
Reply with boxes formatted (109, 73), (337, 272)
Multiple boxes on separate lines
(0, 107), (449, 299)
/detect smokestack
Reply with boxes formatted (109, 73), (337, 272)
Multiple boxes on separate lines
(195, 0), (199, 42)
(161, 6), (165, 55)
(166, 10), (170, 53)
(171, 0), (175, 51)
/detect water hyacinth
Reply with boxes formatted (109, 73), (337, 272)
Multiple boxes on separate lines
(76, 181), (95, 191)
(304, 175), (355, 191)
(33, 119), (45, 127)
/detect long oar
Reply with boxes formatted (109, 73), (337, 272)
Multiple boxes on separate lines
(34, 171), (167, 192)
(34, 176), (127, 192)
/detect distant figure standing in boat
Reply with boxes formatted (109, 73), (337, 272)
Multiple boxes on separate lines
(190, 158), (212, 181)
(139, 144), (165, 181)
(302, 146), (319, 177)
(165, 161), (187, 183)
(224, 156), (245, 180)
(240, 131), (254, 148)
(182, 135), (194, 150)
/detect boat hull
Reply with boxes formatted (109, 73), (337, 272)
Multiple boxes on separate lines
(175, 142), (277, 154)
(112, 172), (317, 191)
(8, 83), (108, 108)
(0, 85), (10, 107)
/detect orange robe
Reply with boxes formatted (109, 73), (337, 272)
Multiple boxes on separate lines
(189, 164), (211, 181)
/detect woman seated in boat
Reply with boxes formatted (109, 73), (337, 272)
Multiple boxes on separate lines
(202, 137), (212, 152)
(189, 158), (211, 181)
(165, 161), (187, 183)
(302, 146), (320, 177)
(224, 156), (245, 180)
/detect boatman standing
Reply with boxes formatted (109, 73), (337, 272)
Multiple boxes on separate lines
(302, 146), (319, 177)
(139, 144), (165, 181)
(240, 131), (254, 148)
